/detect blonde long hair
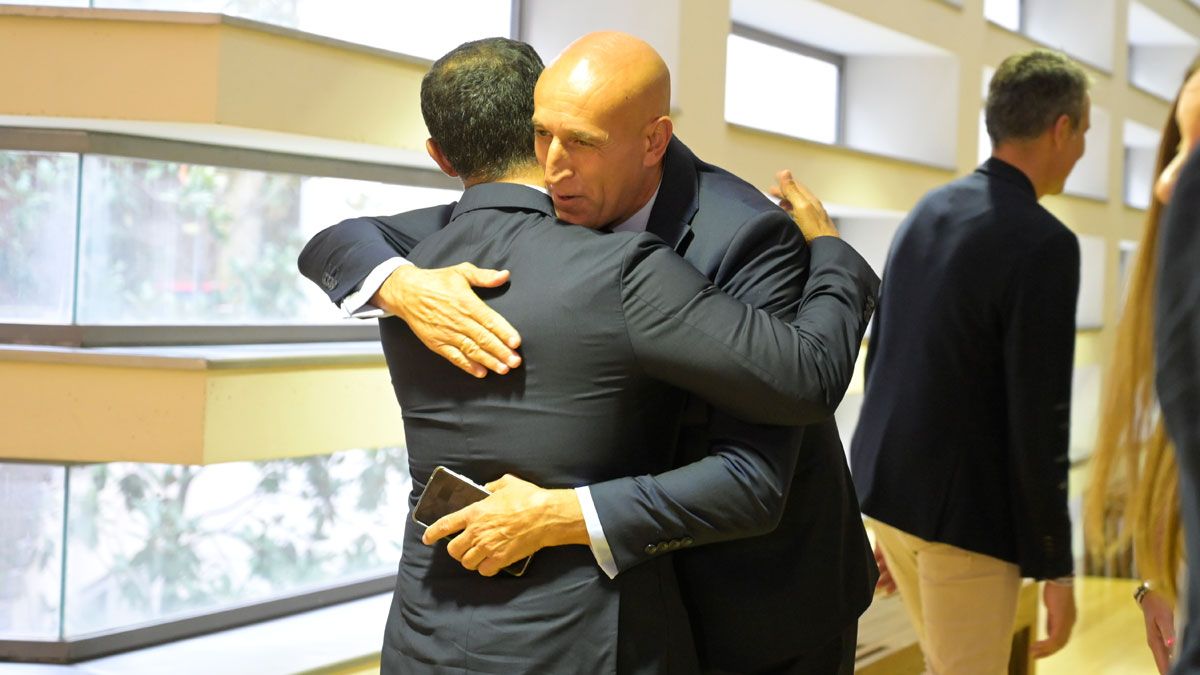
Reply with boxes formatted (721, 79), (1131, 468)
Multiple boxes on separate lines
(1084, 71), (1192, 602)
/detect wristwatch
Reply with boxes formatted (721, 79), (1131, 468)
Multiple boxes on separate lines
(1134, 580), (1153, 605)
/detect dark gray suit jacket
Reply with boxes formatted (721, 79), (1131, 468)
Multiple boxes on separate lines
(300, 138), (880, 671)
(362, 182), (874, 672)
(851, 158), (1079, 579)
(1155, 146), (1200, 674)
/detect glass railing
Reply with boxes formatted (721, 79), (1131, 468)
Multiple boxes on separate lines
(0, 133), (460, 333)
(0, 446), (410, 657)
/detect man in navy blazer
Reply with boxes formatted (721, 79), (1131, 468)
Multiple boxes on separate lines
(1155, 69), (1200, 675)
(850, 49), (1086, 673)
(302, 33), (877, 674)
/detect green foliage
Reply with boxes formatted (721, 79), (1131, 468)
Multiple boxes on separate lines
(64, 447), (409, 634)
(0, 152), (77, 319)
(78, 157), (309, 322)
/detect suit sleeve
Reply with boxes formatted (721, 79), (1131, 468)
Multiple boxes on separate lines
(1003, 229), (1079, 578)
(588, 213), (876, 573)
(621, 220), (878, 426)
(296, 207), (449, 305)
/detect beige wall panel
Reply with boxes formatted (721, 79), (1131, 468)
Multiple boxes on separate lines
(0, 361), (206, 463)
(202, 365), (404, 464)
(0, 15), (220, 122)
(720, 127), (954, 214)
(1137, 0), (1200, 37)
(814, 0), (972, 53)
(215, 26), (429, 150)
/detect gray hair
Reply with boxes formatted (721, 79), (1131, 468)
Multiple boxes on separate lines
(985, 49), (1089, 145)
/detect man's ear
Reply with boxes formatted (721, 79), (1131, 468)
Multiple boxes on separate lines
(644, 116), (674, 167)
(426, 138), (459, 178)
(1051, 114), (1074, 148)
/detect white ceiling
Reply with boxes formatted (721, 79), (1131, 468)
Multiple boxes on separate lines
(1128, 1), (1197, 47)
(731, 0), (946, 56)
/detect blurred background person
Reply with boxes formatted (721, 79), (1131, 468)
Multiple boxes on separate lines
(851, 48), (1088, 674)
(1085, 59), (1200, 675)
(1154, 63), (1200, 675)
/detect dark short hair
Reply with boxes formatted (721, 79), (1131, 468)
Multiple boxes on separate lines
(985, 49), (1089, 145)
(420, 38), (544, 182)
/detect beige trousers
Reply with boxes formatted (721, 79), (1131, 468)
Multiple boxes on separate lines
(873, 520), (1022, 675)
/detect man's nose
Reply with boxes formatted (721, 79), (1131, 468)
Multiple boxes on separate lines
(544, 138), (573, 183)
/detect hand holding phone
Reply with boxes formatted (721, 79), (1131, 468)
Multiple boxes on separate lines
(412, 466), (532, 576)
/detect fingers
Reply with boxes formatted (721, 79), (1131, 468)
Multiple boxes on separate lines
(1149, 636), (1171, 675)
(457, 263), (510, 289)
(772, 168), (838, 241)
(455, 264), (522, 351)
(460, 544), (489, 571)
(1031, 634), (1066, 659)
(1032, 624), (1070, 653)
(458, 317), (523, 372)
(1153, 616), (1176, 674)
(423, 510), (469, 545)
(434, 344), (488, 378)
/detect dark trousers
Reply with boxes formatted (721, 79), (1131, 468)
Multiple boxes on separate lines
(704, 621), (857, 675)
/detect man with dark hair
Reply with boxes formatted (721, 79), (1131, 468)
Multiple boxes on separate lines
(303, 32), (879, 675)
(419, 38), (545, 183)
(851, 47), (1087, 673)
(300, 37), (879, 672)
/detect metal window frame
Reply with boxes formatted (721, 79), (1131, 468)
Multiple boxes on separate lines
(0, 127), (462, 347)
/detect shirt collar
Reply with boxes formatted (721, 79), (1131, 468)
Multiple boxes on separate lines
(611, 181), (662, 234)
(978, 157), (1036, 197)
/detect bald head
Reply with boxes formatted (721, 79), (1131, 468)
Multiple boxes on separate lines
(532, 32), (674, 228)
(546, 32), (670, 119)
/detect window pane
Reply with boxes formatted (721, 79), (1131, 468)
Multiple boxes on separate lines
(76, 156), (459, 324)
(0, 464), (66, 641)
(91, 0), (512, 60)
(725, 34), (839, 145)
(0, 151), (79, 324)
(63, 447), (410, 637)
(984, 0), (1021, 31)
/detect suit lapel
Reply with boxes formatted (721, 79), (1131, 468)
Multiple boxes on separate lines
(647, 137), (698, 253)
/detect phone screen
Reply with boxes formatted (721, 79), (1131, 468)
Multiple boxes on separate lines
(411, 466), (532, 576)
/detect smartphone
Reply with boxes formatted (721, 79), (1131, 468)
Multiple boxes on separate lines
(411, 465), (532, 576)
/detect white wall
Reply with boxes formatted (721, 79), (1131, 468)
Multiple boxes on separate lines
(1064, 105), (1111, 200)
(836, 215), (904, 277)
(843, 56), (959, 167)
(1076, 234), (1107, 329)
(520, 0), (682, 108)
(1025, 0), (1117, 71)
(1129, 45), (1197, 101)
(1124, 145), (1156, 209)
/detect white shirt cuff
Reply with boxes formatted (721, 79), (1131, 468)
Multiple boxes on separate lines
(339, 257), (412, 318)
(575, 486), (618, 579)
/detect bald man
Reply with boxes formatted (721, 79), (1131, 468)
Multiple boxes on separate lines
(301, 33), (878, 674)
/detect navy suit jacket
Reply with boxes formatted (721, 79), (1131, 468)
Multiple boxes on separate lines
(1155, 147), (1200, 674)
(360, 182), (874, 672)
(614, 139), (878, 668)
(851, 158), (1079, 579)
(299, 138), (880, 670)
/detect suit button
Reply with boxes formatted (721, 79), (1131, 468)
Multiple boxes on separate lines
(644, 543), (659, 555)
(682, 537), (694, 546)
(666, 540), (681, 551)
